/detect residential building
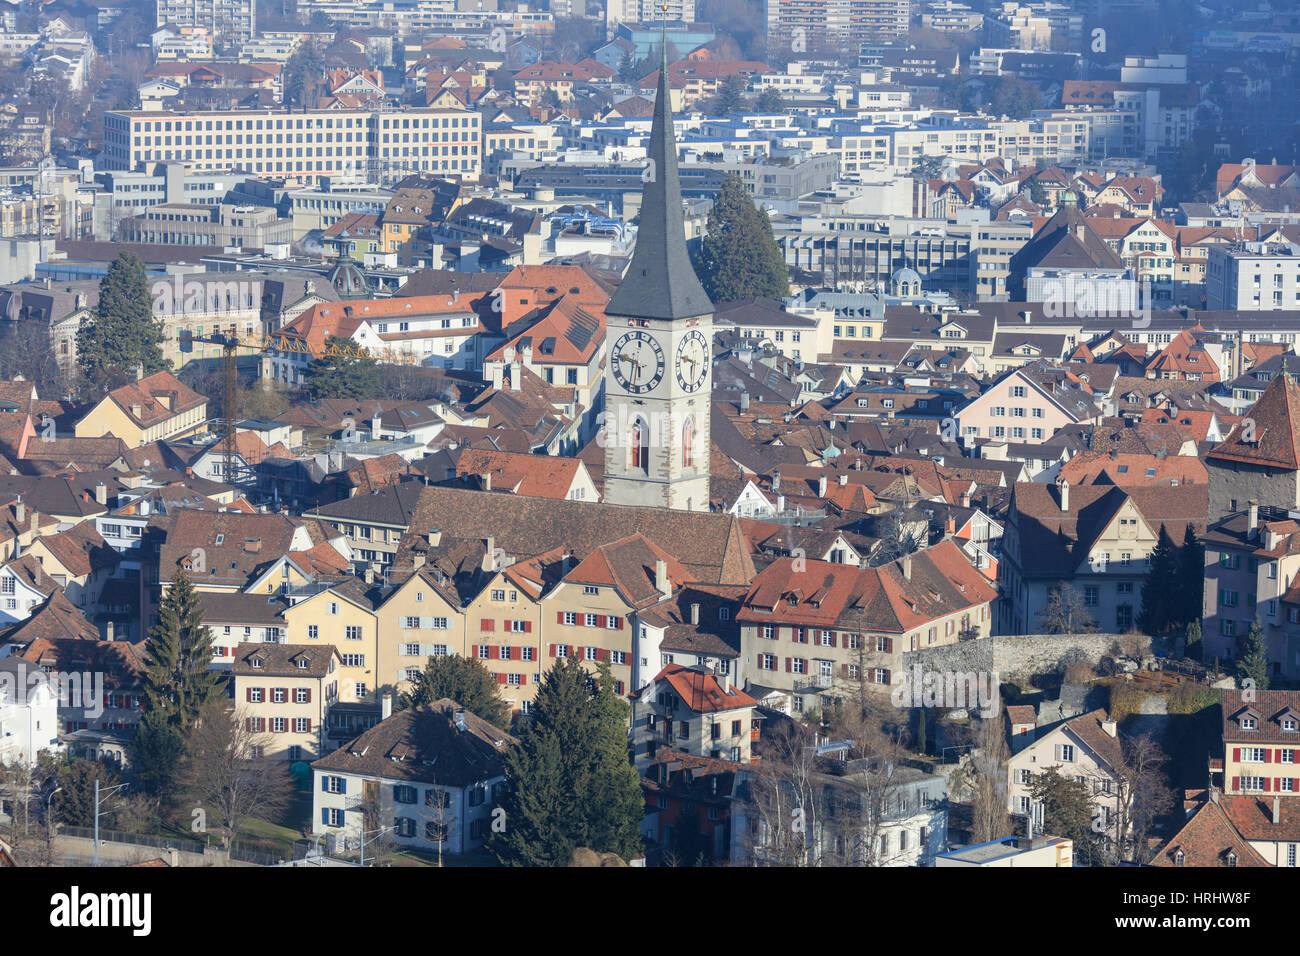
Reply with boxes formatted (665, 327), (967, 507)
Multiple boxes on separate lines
(312, 699), (515, 857)
(630, 662), (756, 768)
(230, 642), (344, 762)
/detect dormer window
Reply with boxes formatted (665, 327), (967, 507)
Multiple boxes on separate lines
(251, 657), (264, 668)
(1242, 716), (1257, 731)
(1173, 848), (1184, 866)
(1227, 851), (1237, 867)
(1284, 719), (1298, 733)
(296, 658), (309, 669)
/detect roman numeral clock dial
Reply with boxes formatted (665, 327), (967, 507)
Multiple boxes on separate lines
(612, 330), (665, 394)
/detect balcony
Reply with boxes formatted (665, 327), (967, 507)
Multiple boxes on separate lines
(794, 675), (833, 693)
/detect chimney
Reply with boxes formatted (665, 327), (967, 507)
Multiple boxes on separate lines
(945, 515), (956, 535)
(482, 471), (492, 492)
(838, 473), (847, 486)
(94, 482), (107, 506)
(1020, 310), (1031, 324)
(960, 492), (971, 508)
(482, 536), (496, 572)
(371, 414), (382, 438)
(14, 499), (24, 524)
(901, 554), (912, 581)
(427, 528), (442, 547)
(1102, 719), (1117, 737)
(655, 558), (670, 598)
(817, 474), (828, 497)
(135, 364), (144, 382)
(364, 566), (375, 585)
(772, 470), (781, 493)
(690, 602), (700, 625)
(1248, 500), (1260, 533)
(381, 692), (393, 721)
(105, 620), (114, 642)
(510, 359), (522, 391)
(490, 363), (504, 390)
(453, 708), (467, 732)
(740, 391), (750, 412)
(1056, 477), (1069, 512)
(719, 669), (732, 694)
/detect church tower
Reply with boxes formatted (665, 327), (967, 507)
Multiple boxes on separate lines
(602, 34), (714, 512)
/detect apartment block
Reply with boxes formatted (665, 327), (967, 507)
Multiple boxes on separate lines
(102, 107), (482, 183)
(156, 0), (256, 43)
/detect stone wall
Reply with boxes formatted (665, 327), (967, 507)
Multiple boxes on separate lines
(902, 631), (1182, 683)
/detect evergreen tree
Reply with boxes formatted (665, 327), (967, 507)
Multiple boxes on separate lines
(584, 660), (644, 861)
(141, 570), (225, 730)
(402, 654), (510, 728)
(129, 707), (186, 803)
(756, 87), (784, 113)
(1029, 766), (1103, 864)
(693, 174), (789, 304)
(1176, 525), (1205, 626)
(283, 40), (324, 109)
(1138, 524), (1178, 635)
(77, 252), (169, 398)
(303, 335), (380, 400)
(1184, 619), (1203, 662)
(1237, 620), (1271, 691)
(490, 657), (642, 865)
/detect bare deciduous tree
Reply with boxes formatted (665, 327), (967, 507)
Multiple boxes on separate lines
(1037, 584), (1100, 635)
(181, 703), (294, 849)
(1115, 733), (1174, 864)
(952, 715), (1012, 844)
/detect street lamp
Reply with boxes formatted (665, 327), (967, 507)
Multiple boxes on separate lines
(93, 778), (128, 867)
(358, 824), (395, 868)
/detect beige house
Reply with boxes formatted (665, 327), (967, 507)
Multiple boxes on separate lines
(373, 568), (467, 701)
(630, 663), (757, 769)
(230, 642), (347, 762)
(1006, 709), (1124, 838)
(283, 582), (381, 705)
(74, 371), (208, 447)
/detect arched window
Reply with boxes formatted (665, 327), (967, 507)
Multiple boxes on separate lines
(682, 416), (695, 468)
(630, 417), (649, 471)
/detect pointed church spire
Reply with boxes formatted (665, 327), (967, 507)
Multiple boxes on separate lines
(605, 10), (712, 323)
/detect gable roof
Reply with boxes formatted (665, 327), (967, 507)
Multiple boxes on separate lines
(1208, 370), (1300, 470)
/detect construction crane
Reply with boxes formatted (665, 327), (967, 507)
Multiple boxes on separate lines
(181, 326), (418, 487)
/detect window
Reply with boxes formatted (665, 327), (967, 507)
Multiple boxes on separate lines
(1056, 744), (1075, 763)
(345, 626), (362, 640)
(394, 785), (417, 804)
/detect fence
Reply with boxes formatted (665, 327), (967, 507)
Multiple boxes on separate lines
(57, 824), (206, 856)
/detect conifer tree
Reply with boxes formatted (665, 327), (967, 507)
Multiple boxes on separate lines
(141, 570), (225, 730)
(490, 657), (642, 865)
(77, 252), (169, 398)
(303, 335), (380, 400)
(1184, 619), (1203, 662)
(1138, 524), (1178, 635)
(693, 174), (790, 304)
(1176, 524), (1205, 626)
(1237, 621), (1271, 691)
(584, 660), (644, 861)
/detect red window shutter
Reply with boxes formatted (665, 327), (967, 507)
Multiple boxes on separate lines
(1266, 749), (1274, 763)
(496, 672), (507, 684)
(1234, 748), (1241, 762)
(549, 644), (557, 657)
(481, 619), (494, 632)
(305, 688), (311, 703)
(785, 658), (792, 673)
(305, 719), (311, 733)
(520, 674), (527, 686)
(524, 620), (532, 632)
(245, 718), (252, 731)
(883, 669), (891, 685)
(471, 644), (479, 658)
(1232, 776), (1240, 790)
(1264, 777), (1272, 792)
(245, 688), (252, 702)
(557, 611), (565, 625)
(574, 646), (583, 659)
(600, 649), (610, 662)
(885, 637), (894, 654)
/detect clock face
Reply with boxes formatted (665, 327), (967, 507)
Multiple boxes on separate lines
(675, 329), (709, 392)
(611, 330), (665, 394)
